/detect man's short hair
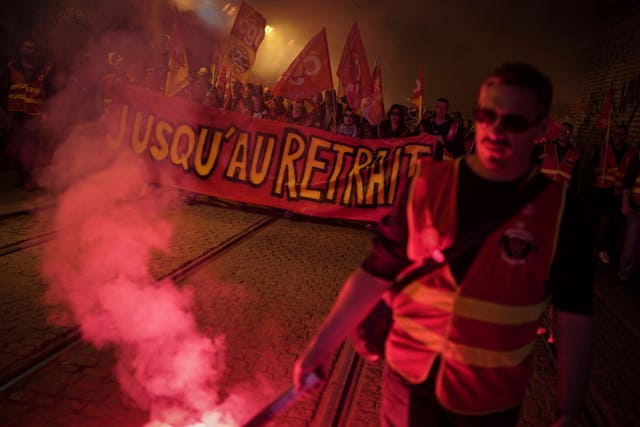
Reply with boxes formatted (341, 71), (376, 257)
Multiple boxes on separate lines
(436, 97), (449, 106)
(484, 63), (552, 115)
(561, 122), (573, 132)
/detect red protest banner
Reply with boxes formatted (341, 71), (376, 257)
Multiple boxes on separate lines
(106, 84), (436, 222)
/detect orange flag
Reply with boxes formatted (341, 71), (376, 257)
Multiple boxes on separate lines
(361, 56), (385, 125)
(598, 83), (614, 130)
(337, 22), (372, 111)
(219, 1), (266, 82)
(271, 28), (334, 101)
(409, 66), (424, 125)
(165, 12), (190, 97)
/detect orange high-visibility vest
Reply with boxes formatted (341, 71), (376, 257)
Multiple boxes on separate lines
(539, 142), (581, 183)
(7, 60), (50, 115)
(386, 158), (565, 415)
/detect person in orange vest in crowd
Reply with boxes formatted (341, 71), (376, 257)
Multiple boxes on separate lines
(619, 153), (640, 288)
(590, 123), (638, 264)
(0, 37), (54, 191)
(293, 63), (593, 427)
(418, 98), (465, 161)
(535, 122), (582, 183)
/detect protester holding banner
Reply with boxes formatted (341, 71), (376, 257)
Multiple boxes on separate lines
(337, 107), (360, 137)
(294, 62), (593, 427)
(190, 67), (211, 104)
(267, 96), (287, 121)
(285, 99), (311, 127)
(248, 85), (269, 119)
(419, 97), (465, 161)
(308, 92), (333, 131)
(377, 104), (410, 139)
(228, 80), (248, 114)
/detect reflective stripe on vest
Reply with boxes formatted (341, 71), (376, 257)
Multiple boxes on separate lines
(540, 142), (580, 183)
(7, 61), (49, 115)
(388, 158), (566, 414)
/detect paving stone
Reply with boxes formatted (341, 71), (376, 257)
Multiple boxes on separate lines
(1, 196), (638, 427)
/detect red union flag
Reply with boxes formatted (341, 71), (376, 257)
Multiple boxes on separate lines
(409, 66), (424, 125)
(598, 83), (614, 130)
(361, 56), (385, 125)
(337, 22), (372, 111)
(220, 1), (266, 82)
(271, 28), (334, 100)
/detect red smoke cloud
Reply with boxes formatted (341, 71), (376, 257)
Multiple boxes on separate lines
(40, 123), (241, 426)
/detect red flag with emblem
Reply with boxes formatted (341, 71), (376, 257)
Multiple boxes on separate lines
(165, 12), (190, 97)
(337, 22), (372, 111)
(219, 1), (266, 82)
(598, 84), (613, 130)
(361, 56), (385, 125)
(271, 28), (334, 101)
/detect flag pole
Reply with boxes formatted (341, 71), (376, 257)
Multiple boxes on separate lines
(601, 107), (612, 185)
(331, 90), (337, 132)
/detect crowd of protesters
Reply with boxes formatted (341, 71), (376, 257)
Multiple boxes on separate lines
(0, 37), (638, 287)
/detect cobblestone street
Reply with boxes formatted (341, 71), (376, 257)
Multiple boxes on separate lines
(1, 179), (639, 427)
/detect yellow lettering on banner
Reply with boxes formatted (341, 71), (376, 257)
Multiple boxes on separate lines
(171, 124), (195, 171)
(273, 131), (306, 198)
(151, 120), (172, 160)
(404, 144), (432, 178)
(300, 137), (332, 201)
(107, 105), (129, 148)
(131, 112), (154, 154)
(388, 146), (404, 204)
(194, 127), (223, 177)
(226, 132), (249, 181)
(366, 150), (388, 205)
(326, 143), (354, 202)
(249, 135), (276, 185)
(342, 147), (373, 206)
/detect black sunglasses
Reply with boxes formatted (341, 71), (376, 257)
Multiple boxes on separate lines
(474, 107), (543, 133)
(389, 111), (401, 116)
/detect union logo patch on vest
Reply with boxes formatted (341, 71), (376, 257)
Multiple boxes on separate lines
(498, 222), (538, 264)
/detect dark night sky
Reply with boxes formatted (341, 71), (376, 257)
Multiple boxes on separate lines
(0, 0), (626, 118)
(215, 0), (606, 118)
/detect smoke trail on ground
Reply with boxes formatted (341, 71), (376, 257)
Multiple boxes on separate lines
(36, 6), (247, 419)
(40, 121), (242, 425)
